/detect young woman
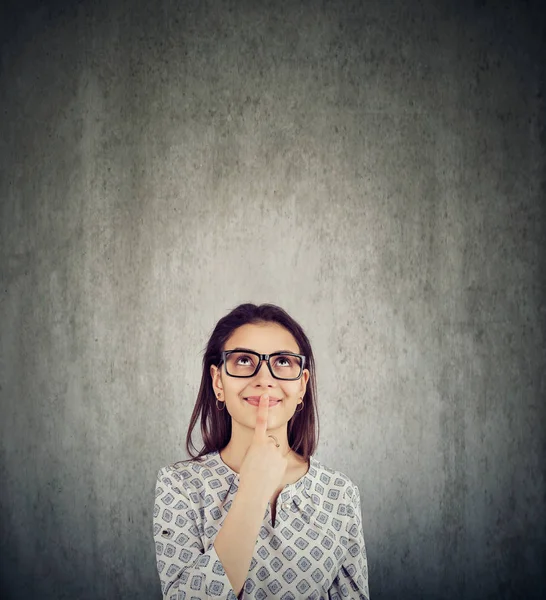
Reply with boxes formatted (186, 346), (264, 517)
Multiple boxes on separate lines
(153, 303), (370, 599)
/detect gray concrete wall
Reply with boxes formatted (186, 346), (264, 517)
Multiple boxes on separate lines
(1, 0), (544, 598)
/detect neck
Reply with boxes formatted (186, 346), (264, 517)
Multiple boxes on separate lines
(220, 442), (293, 474)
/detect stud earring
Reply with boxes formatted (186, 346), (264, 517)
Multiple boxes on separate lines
(216, 391), (225, 411)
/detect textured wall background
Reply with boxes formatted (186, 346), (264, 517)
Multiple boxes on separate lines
(1, 0), (545, 598)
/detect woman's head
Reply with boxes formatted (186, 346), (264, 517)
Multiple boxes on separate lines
(185, 303), (319, 461)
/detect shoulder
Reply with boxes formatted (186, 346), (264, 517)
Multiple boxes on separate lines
(310, 456), (361, 505)
(156, 453), (216, 495)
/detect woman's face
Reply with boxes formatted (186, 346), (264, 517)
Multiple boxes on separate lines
(210, 322), (310, 429)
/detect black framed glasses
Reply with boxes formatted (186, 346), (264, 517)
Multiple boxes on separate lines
(219, 349), (306, 380)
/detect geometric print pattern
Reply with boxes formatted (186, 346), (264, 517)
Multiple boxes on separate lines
(153, 449), (370, 599)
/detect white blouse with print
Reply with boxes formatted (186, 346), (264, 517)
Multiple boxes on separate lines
(153, 449), (370, 599)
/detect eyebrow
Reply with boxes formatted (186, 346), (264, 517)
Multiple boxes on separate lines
(229, 347), (298, 354)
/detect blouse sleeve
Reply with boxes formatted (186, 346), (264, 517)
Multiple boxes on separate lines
(328, 483), (370, 600)
(153, 467), (239, 600)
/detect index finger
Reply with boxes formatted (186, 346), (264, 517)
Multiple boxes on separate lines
(253, 393), (270, 439)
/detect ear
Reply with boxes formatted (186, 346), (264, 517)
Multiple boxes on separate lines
(300, 369), (310, 395)
(210, 364), (221, 393)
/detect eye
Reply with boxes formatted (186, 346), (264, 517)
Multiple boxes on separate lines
(237, 355), (253, 365)
(274, 355), (293, 367)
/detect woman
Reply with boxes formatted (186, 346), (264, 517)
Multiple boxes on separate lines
(153, 303), (370, 599)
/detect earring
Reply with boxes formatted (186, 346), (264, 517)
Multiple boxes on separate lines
(296, 397), (304, 413)
(216, 392), (225, 411)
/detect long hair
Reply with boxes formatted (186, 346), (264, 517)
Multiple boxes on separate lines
(184, 303), (319, 464)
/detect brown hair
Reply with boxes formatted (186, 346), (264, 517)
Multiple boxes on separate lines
(184, 302), (319, 464)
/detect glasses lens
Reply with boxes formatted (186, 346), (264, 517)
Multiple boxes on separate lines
(225, 352), (302, 379)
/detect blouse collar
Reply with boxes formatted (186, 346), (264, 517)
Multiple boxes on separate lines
(206, 449), (319, 507)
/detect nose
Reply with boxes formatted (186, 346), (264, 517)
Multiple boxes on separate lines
(254, 358), (274, 380)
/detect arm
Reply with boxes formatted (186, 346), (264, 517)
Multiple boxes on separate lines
(153, 467), (268, 599)
(213, 479), (269, 597)
(328, 483), (370, 600)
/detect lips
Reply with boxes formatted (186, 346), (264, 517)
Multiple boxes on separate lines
(244, 396), (281, 406)
(245, 396), (281, 402)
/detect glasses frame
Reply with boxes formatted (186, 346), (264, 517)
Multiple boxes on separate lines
(219, 350), (306, 381)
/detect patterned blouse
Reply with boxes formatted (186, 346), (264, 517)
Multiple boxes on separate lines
(153, 449), (370, 599)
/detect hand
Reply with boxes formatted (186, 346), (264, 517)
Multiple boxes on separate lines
(238, 393), (288, 502)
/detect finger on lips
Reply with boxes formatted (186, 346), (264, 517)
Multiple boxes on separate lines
(255, 393), (269, 436)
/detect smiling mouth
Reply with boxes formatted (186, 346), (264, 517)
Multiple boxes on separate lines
(244, 397), (282, 406)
